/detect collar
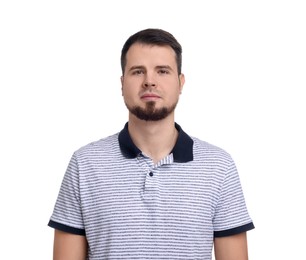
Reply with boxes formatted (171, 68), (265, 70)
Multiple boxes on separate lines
(118, 122), (193, 162)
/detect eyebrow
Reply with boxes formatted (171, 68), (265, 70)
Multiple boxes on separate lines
(128, 65), (173, 72)
(156, 65), (173, 71)
(128, 65), (145, 72)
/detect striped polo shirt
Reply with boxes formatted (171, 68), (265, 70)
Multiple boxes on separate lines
(48, 122), (254, 259)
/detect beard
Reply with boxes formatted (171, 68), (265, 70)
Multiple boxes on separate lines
(126, 101), (177, 121)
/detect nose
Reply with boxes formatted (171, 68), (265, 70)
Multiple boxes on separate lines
(143, 74), (156, 88)
(143, 82), (156, 88)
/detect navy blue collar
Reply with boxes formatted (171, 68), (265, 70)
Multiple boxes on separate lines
(118, 122), (193, 162)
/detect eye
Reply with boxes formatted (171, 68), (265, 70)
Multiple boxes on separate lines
(158, 69), (169, 74)
(132, 69), (144, 75)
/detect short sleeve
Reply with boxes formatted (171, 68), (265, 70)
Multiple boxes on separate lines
(48, 153), (85, 235)
(213, 158), (254, 237)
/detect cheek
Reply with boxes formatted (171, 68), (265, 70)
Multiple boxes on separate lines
(171, 86), (182, 96)
(122, 87), (135, 102)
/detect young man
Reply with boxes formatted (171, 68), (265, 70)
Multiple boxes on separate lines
(48, 28), (254, 260)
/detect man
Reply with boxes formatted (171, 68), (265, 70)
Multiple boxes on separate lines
(48, 28), (254, 260)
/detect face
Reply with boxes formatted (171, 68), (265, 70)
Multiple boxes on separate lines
(121, 43), (185, 121)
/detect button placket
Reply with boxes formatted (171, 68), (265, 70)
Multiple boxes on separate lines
(144, 169), (156, 190)
(136, 155), (157, 193)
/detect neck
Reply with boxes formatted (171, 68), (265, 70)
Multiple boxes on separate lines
(127, 115), (178, 164)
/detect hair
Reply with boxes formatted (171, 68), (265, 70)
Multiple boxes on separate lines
(120, 28), (182, 75)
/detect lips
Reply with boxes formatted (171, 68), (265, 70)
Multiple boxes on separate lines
(141, 93), (161, 100)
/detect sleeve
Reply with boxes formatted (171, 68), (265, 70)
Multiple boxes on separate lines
(48, 153), (86, 235)
(213, 157), (254, 237)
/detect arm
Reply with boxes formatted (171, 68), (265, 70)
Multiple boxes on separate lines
(53, 229), (88, 260)
(214, 232), (249, 260)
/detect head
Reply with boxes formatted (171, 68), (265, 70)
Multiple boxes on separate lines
(121, 28), (182, 76)
(120, 28), (185, 122)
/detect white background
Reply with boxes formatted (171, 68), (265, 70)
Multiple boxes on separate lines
(1, 0), (305, 259)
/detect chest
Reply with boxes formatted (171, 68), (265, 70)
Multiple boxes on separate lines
(79, 158), (217, 225)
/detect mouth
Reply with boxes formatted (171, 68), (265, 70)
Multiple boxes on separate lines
(141, 93), (161, 101)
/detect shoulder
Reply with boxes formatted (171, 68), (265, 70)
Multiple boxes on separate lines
(73, 132), (120, 158)
(191, 137), (233, 161)
(189, 136), (238, 176)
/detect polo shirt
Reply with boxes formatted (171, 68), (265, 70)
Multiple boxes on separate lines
(48, 122), (254, 259)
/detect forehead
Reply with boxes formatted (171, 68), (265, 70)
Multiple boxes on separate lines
(125, 43), (177, 66)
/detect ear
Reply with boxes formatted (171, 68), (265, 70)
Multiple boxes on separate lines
(179, 73), (185, 94)
(120, 76), (124, 96)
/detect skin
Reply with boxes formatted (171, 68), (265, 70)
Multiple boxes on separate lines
(53, 230), (87, 260)
(121, 43), (184, 163)
(214, 232), (249, 260)
(52, 42), (249, 259)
